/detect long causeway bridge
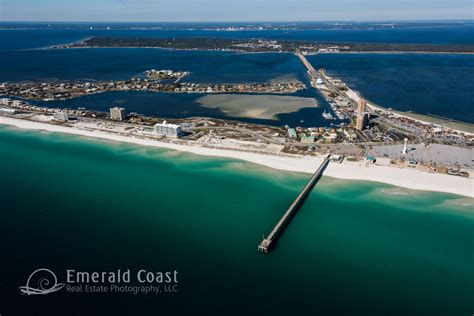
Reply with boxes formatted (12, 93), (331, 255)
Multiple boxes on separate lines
(296, 50), (318, 77)
(258, 155), (331, 253)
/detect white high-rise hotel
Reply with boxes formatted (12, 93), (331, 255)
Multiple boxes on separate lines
(154, 121), (182, 138)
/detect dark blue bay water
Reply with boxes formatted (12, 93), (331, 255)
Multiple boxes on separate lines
(0, 23), (473, 124)
(28, 90), (331, 127)
(0, 48), (305, 82)
(0, 46), (332, 126)
(308, 53), (474, 123)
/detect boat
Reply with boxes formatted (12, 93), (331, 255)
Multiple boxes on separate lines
(322, 110), (335, 120)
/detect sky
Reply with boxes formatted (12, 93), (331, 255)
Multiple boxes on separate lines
(0, 0), (472, 22)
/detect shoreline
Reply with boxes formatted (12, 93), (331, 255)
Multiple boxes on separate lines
(314, 51), (474, 55)
(51, 45), (474, 55)
(0, 115), (472, 198)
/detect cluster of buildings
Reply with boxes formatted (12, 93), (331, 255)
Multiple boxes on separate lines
(287, 126), (339, 144)
(0, 79), (306, 101)
(232, 40), (283, 50)
(144, 69), (190, 80)
(1, 97), (73, 122)
(109, 107), (182, 138)
(0, 97), (97, 119)
(1, 97), (71, 116)
(374, 111), (456, 138)
(0, 98), (19, 114)
(285, 98), (371, 146)
(167, 82), (305, 94)
(322, 76), (470, 145)
(299, 45), (350, 55)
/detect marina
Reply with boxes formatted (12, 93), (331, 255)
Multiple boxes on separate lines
(322, 109), (336, 120)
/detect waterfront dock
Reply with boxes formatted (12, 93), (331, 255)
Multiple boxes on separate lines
(174, 72), (190, 84)
(258, 155), (331, 253)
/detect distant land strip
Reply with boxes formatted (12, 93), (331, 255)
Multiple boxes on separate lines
(51, 37), (474, 54)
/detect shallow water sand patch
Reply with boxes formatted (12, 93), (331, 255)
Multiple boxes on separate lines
(197, 94), (318, 120)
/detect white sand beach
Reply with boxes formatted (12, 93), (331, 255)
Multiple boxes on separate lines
(0, 116), (472, 198)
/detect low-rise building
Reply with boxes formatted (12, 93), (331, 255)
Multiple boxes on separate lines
(330, 154), (343, 163)
(287, 128), (297, 139)
(0, 107), (16, 114)
(365, 155), (376, 163)
(53, 111), (69, 122)
(300, 134), (315, 143)
(324, 132), (338, 143)
(407, 159), (418, 168)
(344, 129), (358, 141)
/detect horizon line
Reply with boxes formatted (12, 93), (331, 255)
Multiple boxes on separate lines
(1, 19), (473, 23)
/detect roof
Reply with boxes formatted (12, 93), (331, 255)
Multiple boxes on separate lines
(287, 128), (297, 137)
(155, 122), (181, 128)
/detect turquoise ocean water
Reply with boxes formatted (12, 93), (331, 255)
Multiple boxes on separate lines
(1, 126), (473, 315)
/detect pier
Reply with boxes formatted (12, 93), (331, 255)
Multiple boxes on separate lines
(258, 155), (331, 253)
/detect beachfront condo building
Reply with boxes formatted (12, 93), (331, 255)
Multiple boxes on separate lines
(154, 121), (182, 138)
(357, 99), (367, 114)
(53, 112), (69, 122)
(356, 113), (369, 131)
(110, 107), (126, 121)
